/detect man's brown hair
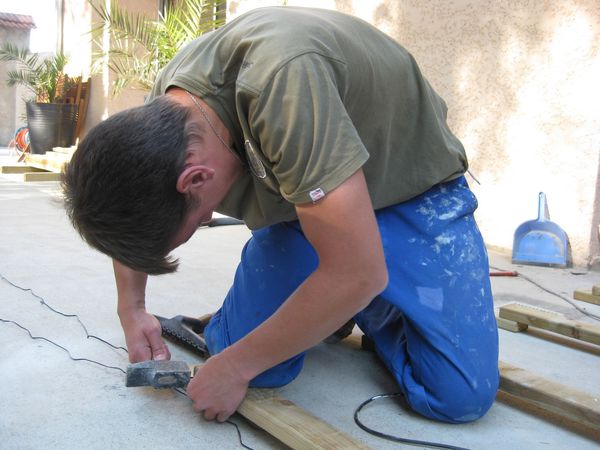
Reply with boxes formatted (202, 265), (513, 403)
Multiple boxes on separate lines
(62, 96), (191, 274)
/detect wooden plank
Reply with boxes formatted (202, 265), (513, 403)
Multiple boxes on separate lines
(499, 361), (600, 432)
(51, 146), (77, 155)
(496, 314), (528, 332)
(238, 389), (371, 450)
(24, 152), (70, 173)
(74, 78), (90, 140)
(499, 303), (600, 345)
(190, 360), (369, 449)
(574, 289), (600, 306)
(22, 172), (62, 182)
(74, 97), (88, 141)
(1, 165), (44, 174)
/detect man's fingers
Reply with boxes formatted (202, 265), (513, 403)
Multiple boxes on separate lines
(152, 345), (171, 360)
(128, 346), (151, 363)
(216, 411), (231, 423)
(152, 345), (170, 361)
(192, 399), (233, 422)
(186, 355), (247, 423)
(203, 409), (217, 421)
(198, 408), (232, 423)
(146, 327), (171, 361)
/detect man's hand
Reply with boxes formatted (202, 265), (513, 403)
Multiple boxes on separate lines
(112, 259), (170, 362)
(186, 350), (249, 422)
(120, 310), (171, 363)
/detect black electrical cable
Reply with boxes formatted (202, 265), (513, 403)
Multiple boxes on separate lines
(173, 387), (255, 450)
(354, 393), (471, 450)
(0, 317), (127, 374)
(0, 273), (128, 351)
(489, 265), (600, 322)
(225, 419), (255, 450)
(0, 273), (252, 450)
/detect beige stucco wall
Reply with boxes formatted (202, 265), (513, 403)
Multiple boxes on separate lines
(62, 0), (154, 138)
(230, 1), (600, 267)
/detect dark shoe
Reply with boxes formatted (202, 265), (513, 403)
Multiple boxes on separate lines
(360, 334), (376, 352)
(323, 319), (355, 344)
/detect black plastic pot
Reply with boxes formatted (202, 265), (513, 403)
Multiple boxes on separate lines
(26, 102), (79, 154)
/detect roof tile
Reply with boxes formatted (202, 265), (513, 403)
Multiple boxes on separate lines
(0, 12), (36, 29)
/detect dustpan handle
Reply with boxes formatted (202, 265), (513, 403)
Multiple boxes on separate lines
(537, 192), (550, 221)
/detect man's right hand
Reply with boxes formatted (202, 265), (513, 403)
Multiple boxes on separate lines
(113, 259), (171, 363)
(120, 309), (171, 363)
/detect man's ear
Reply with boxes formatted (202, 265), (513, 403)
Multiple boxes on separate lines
(176, 165), (215, 194)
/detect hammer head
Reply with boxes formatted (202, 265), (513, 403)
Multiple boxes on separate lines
(126, 360), (191, 389)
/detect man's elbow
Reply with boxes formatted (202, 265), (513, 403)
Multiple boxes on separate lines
(372, 265), (389, 296)
(376, 266), (389, 293)
(356, 264), (388, 306)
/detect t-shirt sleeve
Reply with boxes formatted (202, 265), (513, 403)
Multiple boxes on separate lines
(246, 53), (370, 204)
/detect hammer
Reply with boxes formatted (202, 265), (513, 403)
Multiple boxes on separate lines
(125, 314), (209, 389)
(126, 360), (202, 389)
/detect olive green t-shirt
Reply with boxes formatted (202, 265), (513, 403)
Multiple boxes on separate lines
(149, 6), (468, 230)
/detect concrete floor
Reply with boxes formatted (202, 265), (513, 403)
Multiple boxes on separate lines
(1, 150), (599, 449)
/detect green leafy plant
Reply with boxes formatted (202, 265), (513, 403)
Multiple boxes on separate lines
(89, 0), (226, 96)
(0, 43), (77, 103)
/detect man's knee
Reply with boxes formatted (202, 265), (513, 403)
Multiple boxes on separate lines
(424, 372), (499, 423)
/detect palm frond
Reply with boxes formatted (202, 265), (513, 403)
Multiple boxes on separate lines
(89, 0), (158, 51)
(89, 0), (226, 96)
(0, 42), (40, 72)
(1, 43), (71, 102)
(6, 69), (38, 91)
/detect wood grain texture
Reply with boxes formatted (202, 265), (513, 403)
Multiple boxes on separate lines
(499, 303), (600, 345)
(0, 165), (44, 174)
(238, 389), (371, 450)
(496, 314), (528, 332)
(24, 152), (70, 173)
(573, 289), (600, 306)
(22, 172), (62, 182)
(499, 361), (600, 431)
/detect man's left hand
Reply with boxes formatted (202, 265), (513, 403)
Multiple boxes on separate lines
(186, 351), (249, 422)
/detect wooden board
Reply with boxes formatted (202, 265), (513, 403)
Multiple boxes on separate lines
(573, 289), (600, 306)
(499, 303), (600, 345)
(499, 361), (600, 432)
(22, 172), (62, 182)
(50, 145), (77, 156)
(191, 360), (369, 449)
(496, 314), (528, 332)
(24, 152), (70, 173)
(238, 389), (371, 450)
(0, 165), (44, 174)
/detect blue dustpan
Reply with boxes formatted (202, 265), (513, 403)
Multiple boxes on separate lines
(512, 192), (570, 267)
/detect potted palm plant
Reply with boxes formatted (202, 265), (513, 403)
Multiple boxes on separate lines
(0, 43), (79, 154)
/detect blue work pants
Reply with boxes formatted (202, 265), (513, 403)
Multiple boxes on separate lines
(204, 177), (499, 423)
